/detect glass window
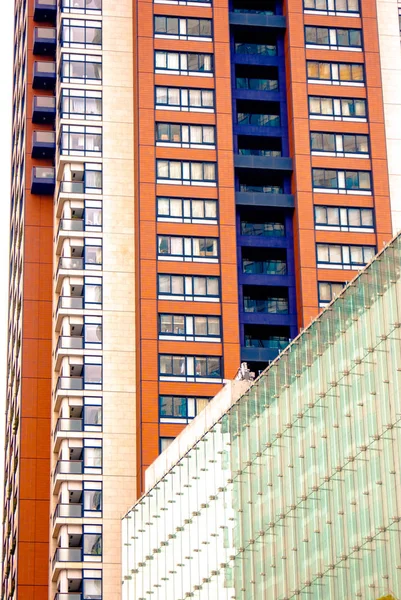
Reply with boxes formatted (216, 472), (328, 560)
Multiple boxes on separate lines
(160, 397), (188, 418)
(160, 355), (186, 375)
(194, 357), (222, 378)
(83, 578), (102, 599)
(310, 132), (335, 152)
(84, 447), (102, 468)
(84, 489), (102, 511)
(84, 533), (102, 556)
(160, 437), (174, 452)
(85, 364), (102, 384)
(61, 54), (102, 83)
(318, 281), (345, 302)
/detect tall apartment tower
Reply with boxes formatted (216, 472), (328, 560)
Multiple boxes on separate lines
(2, 0), (396, 599)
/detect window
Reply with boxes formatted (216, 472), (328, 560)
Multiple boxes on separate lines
(158, 236), (218, 262)
(241, 219), (285, 237)
(61, 89), (102, 120)
(160, 437), (174, 453)
(310, 132), (369, 156)
(83, 572), (102, 600)
(62, 20), (102, 48)
(155, 0), (211, 4)
(61, 54), (102, 84)
(84, 439), (102, 473)
(157, 197), (218, 223)
(159, 355), (222, 381)
(84, 357), (102, 387)
(307, 61), (364, 85)
(159, 396), (210, 422)
(158, 274), (220, 301)
(61, 0), (102, 13)
(60, 124), (102, 156)
(83, 525), (102, 559)
(159, 314), (221, 340)
(312, 169), (372, 194)
(305, 26), (362, 49)
(84, 239), (102, 267)
(309, 96), (367, 121)
(156, 123), (215, 147)
(155, 51), (213, 75)
(316, 243), (376, 269)
(84, 317), (102, 348)
(83, 482), (102, 514)
(156, 160), (217, 185)
(318, 281), (346, 306)
(314, 205), (374, 231)
(154, 16), (212, 39)
(155, 86), (214, 112)
(304, 0), (359, 14)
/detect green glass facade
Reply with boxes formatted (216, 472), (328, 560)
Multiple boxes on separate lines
(122, 234), (401, 600)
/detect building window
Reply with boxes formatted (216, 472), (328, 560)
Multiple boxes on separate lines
(158, 274), (220, 301)
(62, 20), (102, 49)
(83, 571), (102, 598)
(318, 281), (346, 306)
(314, 206), (374, 231)
(156, 123), (215, 148)
(83, 481), (102, 514)
(155, 86), (214, 112)
(154, 16), (212, 40)
(310, 132), (369, 156)
(60, 89), (102, 120)
(305, 26), (362, 50)
(157, 236), (219, 262)
(61, 54), (102, 84)
(155, 0), (211, 4)
(84, 439), (102, 473)
(304, 0), (359, 14)
(240, 219), (285, 237)
(316, 243), (376, 269)
(159, 355), (223, 381)
(159, 396), (210, 422)
(309, 96), (367, 121)
(155, 51), (213, 76)
(156, 160), (217, 186)
(61, 0), (102, 13)
(160, 437), (174, 453)
(307, 61), (364, 85)
(157, 197), (218, 223)
(83, 525), (102, 559)
(60, 124), (102, 156)
(312, 169), (372, 194)
(84, 239), (102, 268)
(159, 314), (221, 340)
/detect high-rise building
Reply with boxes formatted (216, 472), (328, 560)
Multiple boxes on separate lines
(123, 231), (401, 600)
(2, 0), (398, 598)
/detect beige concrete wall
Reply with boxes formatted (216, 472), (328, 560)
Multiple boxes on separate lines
(376, 0), (401, 233)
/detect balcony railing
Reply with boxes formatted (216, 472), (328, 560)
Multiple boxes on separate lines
(236, 77), (278, 91)
(54, 503), (83, 520)
(55, 417), (83, 434)
(58, 257), (84, 271)
(233, 8), (275, 14)
(54, 460), (83, 478)
(245, 337), (289, 349)
(33, 61), (56, 89)
(237, 113), (280, 127)
(242, 259), (287, 275)
(31, 166), (55, 194)
(235, 43), (277, 56)
(34, 0), (57, 23)
(58, 219), (84, 233)
(52, 547), (82, 568)
(240, 184), (283, 194)
(33, 96), (56, 124)
(57, 296), (84, 310)
(238, 148), (282, 157)
(244, 298), (289, 314)
(57, 336), (84, 351)
(54, 594), (84, 600)
(56, 376), (84, 391)
(240, 222), (285, 237)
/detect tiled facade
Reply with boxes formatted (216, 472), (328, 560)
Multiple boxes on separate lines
(123, 231), (401, 600)
(2, 0), (398, 599)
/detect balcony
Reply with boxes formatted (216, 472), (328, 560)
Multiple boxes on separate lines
(31, 166), (55, 195)
(57, 296), (84, 311)
(243, 286), (289, 317)
(236, 181), (294, 208)
(52, 547), (83, 575)
(54, 417), (84, 451)
(242, 258), (287, 276)
(32, 131), (56, 159)
(237, 112), (280, 128)
(33, 27), (56, 56)
(56, 376), (84, 392)
(54, 502), (83, 520)
(54, 460), (83, 480)
(235, 42), (277, 57)
(33, 61), (56, 89)
(59, 219), (84, 232)
(236, 77), (278, 92)
(235, 154), (292, 171)
(55, 337), (84, 369)
(34, 0), (57, 23)
(230, 10), (286, 29)
(58, 257), (84, 272)
(33, 96), (56, 124)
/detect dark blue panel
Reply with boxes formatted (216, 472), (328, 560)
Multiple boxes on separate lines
(234, 155), (292, 171)
(229, 13), (286, 28)
(235, 192), (294, 208)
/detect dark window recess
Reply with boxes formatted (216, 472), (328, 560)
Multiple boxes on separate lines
(237, 99), (280, 128)
(232, 0), (279, 15)
(242, 248), (287, 275)
(235, 65), (279, 93)
(244, 325), (290, 350)
(234, 30), (278, 57)
(238, 172), (284, 194)
(239, 208), (285, 238)
(243, 285), (289, 314)
(238, 135), (282, 158)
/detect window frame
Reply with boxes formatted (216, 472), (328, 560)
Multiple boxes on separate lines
(156, 196), (218, 224)
(310, 131), (369, 157)
(307, 60), (365, 85)
(61, 53), (102, 84)
(157, 235), (219, 262)
(60, 124), (102, 157)
(314, 205), (375, 232)
(155, 86), (215, 112)
(159, 396), (211, 423)
(61, 19), (102, 49)
(155, 51), (214, 76)
(316, 243), (376, 269)
(303, 0), (360, 15)
(318, 281), (347, 306)
(154, 15), (213, 40)
(305, 25), (362, 50)
(156, 159), (217, 186)
(312, 168), (372, 194)
(157, 274), (221, 302)
(308, 95), (367, 122)
(158, 314), (221, 341)
(156, 122), (216, 148)
(159, 354), (223, 382)
(60, 88), (102, 121)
